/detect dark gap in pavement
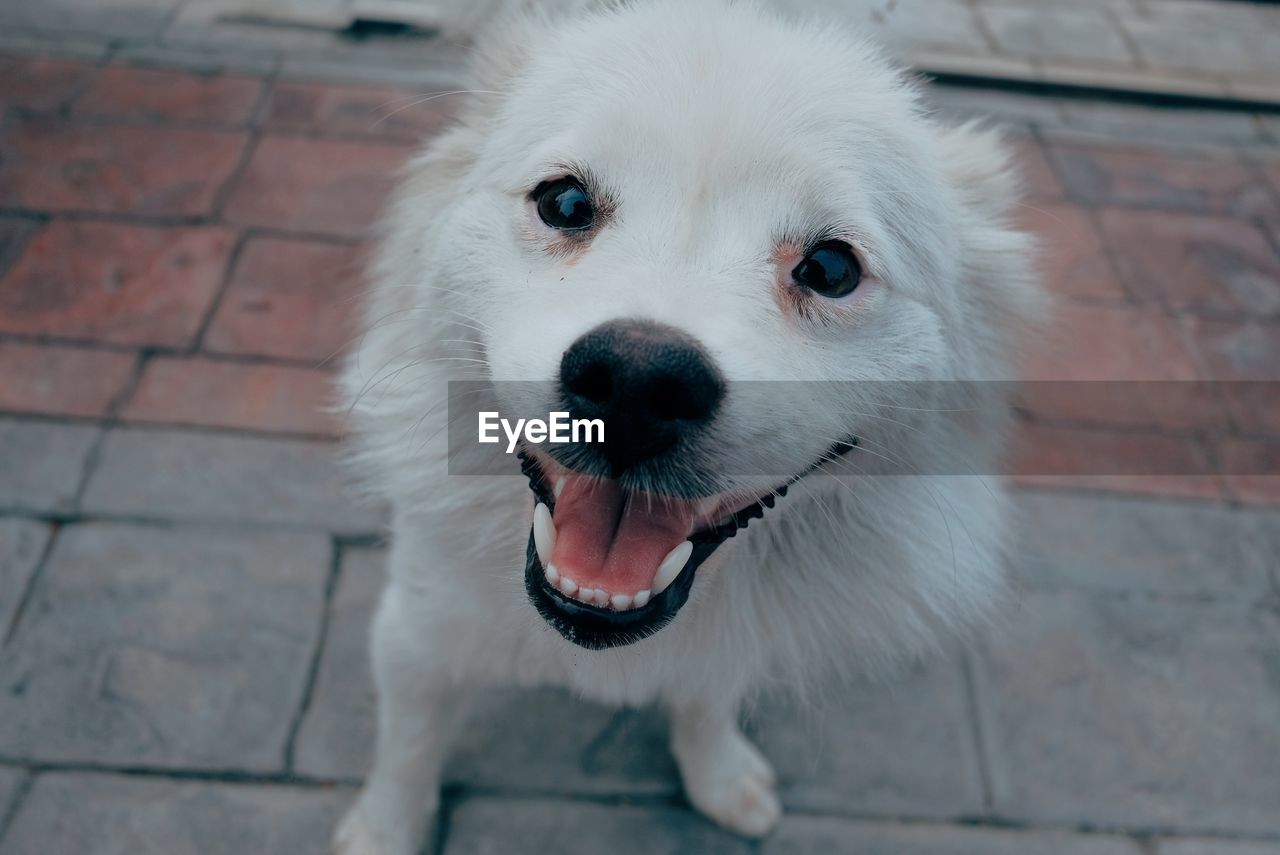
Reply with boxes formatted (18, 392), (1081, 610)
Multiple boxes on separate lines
(928, 71), (1280, 115)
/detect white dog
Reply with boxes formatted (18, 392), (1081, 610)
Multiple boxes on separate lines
(335, 2), (1039, 852)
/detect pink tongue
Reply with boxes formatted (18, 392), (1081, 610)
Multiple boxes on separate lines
(549, 474), (695, 593)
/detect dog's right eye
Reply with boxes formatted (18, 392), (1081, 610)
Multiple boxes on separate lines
(532, 178), (595, 232)
(792, 241), (862, 299)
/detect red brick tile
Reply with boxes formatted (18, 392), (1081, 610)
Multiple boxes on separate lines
(72, 65), (263, 124)
(123, 357), (340, 435)
(0, 222), (234, 347)
(1259, 155), (1280, 192)
(261, 81), (455, 140)
(0, 342), (135, 417)
(1220, 438), (1280, 505)
(1045, 139), (1270, 216)
(222, 136), (410, 237)
(0, 119), (246, 216)
(1182, 317), (1280, 435)
(0, 56), (91, 112)
(1252, 155), (1280, 235)
(1011, 422), (1223, 501)
(1098, 209), (1280, 319)
(203, 237), (365, 362)
(1022, 303), (1200, 381)
(1019, 303), (1219, 431)
(1256, 156), (1280, 206)
(1017, 203), (1127, 301)
(1014, 137), (1063, 201)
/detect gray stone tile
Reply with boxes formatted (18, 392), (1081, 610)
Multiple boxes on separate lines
(114, 44), (280, 77)
(983, 0), (1140, 9)
(0, 420), (98, 514)
(749, 657), (985, 819)
(441, 797), (751, 855)
(0, 523), (330, 771)
(0, 773), (347, 855)
(925, 86), (1066, 128)
(1055, 102), (1266, 147)
(772, 0), (992, 57)
(161, 2), (342, 54)
(80, 428), (384, 533)
(764, 816), (1144, 854)
(449, 689), (675, 796)
(0, 0), (176, 40)
(1159, 840), (1280, 855)
(1013, 491), (1272, 599)
(869, 0), (991, 55)
(0, 31), (110, 60)
(278, 57), (465, 90)
(1260, 116), (1280, 147)
(981, 6), (1136, 66)
(1121, 5), (1280, 79)
(1251, 512), (1280, 594)
(977, 592), (1280, 835)
(0, 767), (27, 826)
(291, 546), (382, 780)
(0, 520), (51, 641)
(293, 547), (678, 793)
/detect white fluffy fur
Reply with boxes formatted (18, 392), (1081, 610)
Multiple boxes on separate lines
(334, 2), (1039, 851)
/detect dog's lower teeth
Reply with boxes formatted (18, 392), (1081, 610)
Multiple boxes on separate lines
(533, 503), (556, 567)
(633, 590), (651, 608)
(559, 576), (578, 596)
(610, 593), (632, 610)
(652, 541), (693, 595)
(545, 563), (559, 584)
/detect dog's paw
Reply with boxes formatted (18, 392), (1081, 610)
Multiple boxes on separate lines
(677, 729), (782, 838)
(332, 805), (416, 855)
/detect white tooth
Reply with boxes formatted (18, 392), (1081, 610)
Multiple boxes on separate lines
(593, 589), (609, 606)
(559, 576), (578, 596)
(632, 590), (651, 608)
(544, 563), (559, 584)
(610, 593), (633, 611)
(578, 587), (596, 603)
(533, 503), (556, 567)
(554, 477), (566, 499)
(652, 541), (693, 595)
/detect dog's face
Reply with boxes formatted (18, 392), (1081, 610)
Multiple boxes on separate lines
(427, 1), (1029, 649)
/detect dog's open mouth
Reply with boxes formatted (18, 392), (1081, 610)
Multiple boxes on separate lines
(520, 440), (856, 650)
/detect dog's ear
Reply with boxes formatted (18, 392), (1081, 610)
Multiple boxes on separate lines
(461, 1), (602, 115)
(931, 120), (1025, 223)
(467, 12), (540, 102)
(931, 121), (1046, 361)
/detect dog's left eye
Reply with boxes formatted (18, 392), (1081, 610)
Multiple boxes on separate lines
(792, 241), (862, 299)
(532, 177), (595, 232)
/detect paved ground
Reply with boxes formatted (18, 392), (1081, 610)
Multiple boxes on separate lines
(1, 13), (1280, 855)
(0, 0), (1279, 103)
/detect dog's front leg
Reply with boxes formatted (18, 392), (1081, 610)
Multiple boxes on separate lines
(669, 700), (782, 838)
(333, 586), (470, 855)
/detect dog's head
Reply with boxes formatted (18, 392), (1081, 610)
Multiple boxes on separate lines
(414, 0), (1036, 649)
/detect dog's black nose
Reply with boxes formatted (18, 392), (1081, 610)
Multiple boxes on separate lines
(559, 320), (724, 474)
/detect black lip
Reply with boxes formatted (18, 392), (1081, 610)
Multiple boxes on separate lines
(519, 440), (856, 651)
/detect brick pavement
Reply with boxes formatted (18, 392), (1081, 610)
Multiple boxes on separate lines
(0, 43), (1279, 855)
